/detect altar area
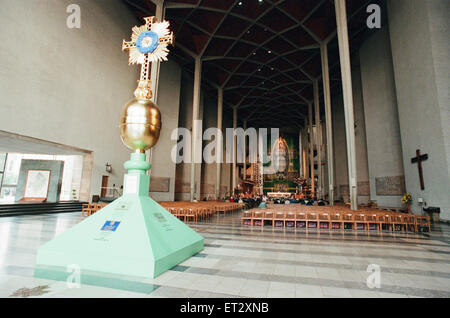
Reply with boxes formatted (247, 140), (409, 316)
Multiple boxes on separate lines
(267, 192), (292, 199)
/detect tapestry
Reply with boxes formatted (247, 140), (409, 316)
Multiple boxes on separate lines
(263, 133), (300, 194)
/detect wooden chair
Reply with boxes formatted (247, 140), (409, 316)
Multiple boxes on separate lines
(342, 213), (354, 230)
(241, 211), (253, 225)
(354, 213), (367, 230)
(404, 214), (416, 232)
(364, 213), (380, 231)
(264, 211), (274, 227)
(330, 212), (343, 230)
(185, 208), (197, 223)
(81, 204), (90, 216)
(285, 211), (296, 228)
(177, 208), (186, 222)
(392, 213), (406, 232)
(306, 213), (318, 229)
(274, 212), (286, 227)
(415, 215), (431, 233)
(295, 212), (307, 228)
(377, 213), (391, 231)
(87, 204), (97, 216)
(252, 211), (264, 226)
(318, 212), (330, 229)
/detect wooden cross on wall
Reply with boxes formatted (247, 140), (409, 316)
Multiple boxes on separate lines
(411, 149), (428, 190)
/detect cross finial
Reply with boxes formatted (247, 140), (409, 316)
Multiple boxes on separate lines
(122, 17), (174, 100)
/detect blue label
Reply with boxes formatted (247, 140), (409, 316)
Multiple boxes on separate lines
(101, 221), (120, 232)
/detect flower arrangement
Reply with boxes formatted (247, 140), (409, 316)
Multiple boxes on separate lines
(401, 193), (412, 204)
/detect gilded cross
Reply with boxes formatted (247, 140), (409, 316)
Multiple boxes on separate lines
(122, 17), (174, 100)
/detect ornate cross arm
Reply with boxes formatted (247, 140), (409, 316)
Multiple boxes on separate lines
(122, 16), (174, 100)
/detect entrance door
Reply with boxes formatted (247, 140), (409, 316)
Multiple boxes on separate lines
(101, 175), (108, 197)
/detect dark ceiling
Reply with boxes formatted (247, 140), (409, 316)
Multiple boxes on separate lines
(122, 0), (383, 129)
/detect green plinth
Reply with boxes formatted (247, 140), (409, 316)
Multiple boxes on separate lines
(34, 153), (204, 279)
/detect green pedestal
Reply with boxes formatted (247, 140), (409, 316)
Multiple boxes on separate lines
(35, 153), (204, 279)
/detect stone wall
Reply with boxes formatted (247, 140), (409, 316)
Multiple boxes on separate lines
(359, 27), (405, 208)
(388, 0), (450, 220)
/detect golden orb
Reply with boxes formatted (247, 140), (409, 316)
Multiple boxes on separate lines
(119, 98), (162, 152)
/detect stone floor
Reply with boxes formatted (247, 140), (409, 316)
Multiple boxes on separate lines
(0, 210), (449, 298)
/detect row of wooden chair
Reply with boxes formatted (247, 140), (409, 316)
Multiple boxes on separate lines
(82, 203), (108, 216)
(161, 201), (244, 223)
(241, 210), (431, 232)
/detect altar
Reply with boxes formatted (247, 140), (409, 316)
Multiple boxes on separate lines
(267, 192), (292, 199)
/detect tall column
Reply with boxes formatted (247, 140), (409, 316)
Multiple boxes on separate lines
(302, 126), (308, 180)
(321, 43), (335, 205)
(304, 119), (310, 182)
(298, 129), (302, 178)
(146, 0), (165, 178)
(313, 79), (322, 200)
(335, 0), (358, 210)
(232, 106), (237, 196)
(243, 120), (247, 181)
(215, 87), (223, 199)
(308, 102), (315, 198)
(190, 57), (202, 201)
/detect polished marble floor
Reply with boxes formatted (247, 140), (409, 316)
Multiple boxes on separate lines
(1, 210), (449, 298)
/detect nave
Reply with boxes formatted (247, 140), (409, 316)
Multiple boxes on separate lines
(1, 211), (449, 298)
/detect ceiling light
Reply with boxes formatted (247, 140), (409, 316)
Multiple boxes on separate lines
(238, 1), (243, 6)
(268, 50), (272, 54)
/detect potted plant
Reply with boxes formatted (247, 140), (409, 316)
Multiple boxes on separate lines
(401, 193), (412, 212)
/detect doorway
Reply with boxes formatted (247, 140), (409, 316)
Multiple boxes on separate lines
(101, 175), (109, 198)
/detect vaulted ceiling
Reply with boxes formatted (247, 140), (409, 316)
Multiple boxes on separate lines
(122, 0), (384, 129)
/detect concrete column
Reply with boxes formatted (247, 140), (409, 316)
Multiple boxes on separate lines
(313, 79), (322, 200)
(335, 0), (358, 210)
(321, 42), (335, 205)
(298, 129), (302, 178)
(146, 0), (165, 178)
(302, 127), (308, 179)
(232, 106), (237, 195)
(190, 57), (202, 201)
(304, 120), (310, 182)
(243, 120), (247, 181)
(308, 102), (315, 198)
(215, 87), (223, 199)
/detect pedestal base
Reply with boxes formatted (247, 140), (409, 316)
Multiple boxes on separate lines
(35, 159), (204, 279)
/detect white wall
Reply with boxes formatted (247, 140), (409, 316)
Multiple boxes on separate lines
(149, 60), (182, 201)
(388, 0), (450, 220)
(360, 27), (405, 208)
(0, 0), (139, 198)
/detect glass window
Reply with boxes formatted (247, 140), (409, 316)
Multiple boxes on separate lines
(0, 153), (6, 172)
(0, 186), (16, 203)
(2, 154), (23, 185)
